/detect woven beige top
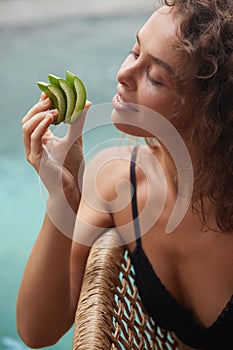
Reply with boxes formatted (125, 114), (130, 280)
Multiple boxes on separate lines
(73, 228), (179, 350)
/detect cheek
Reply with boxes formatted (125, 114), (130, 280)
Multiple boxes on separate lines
(138, 87), (168, 117)
(141, 87), (178, 121)
(137, 88), (187, 133)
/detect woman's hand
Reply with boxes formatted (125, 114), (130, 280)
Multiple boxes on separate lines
(22, 93), (91, 211)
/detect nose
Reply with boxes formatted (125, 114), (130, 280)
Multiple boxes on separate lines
(117, 56), (141, 91)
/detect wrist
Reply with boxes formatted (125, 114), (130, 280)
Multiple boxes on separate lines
(46, 189), (80, 240)
(48, 181), (80, 212)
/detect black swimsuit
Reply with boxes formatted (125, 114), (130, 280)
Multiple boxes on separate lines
(129, 146), (233, 350)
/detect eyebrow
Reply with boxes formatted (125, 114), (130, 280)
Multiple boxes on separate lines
(136, 32), (174, 76)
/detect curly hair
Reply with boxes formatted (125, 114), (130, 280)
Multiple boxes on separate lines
(162, 0), (233, 232)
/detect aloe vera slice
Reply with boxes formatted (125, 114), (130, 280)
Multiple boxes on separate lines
(37, 82), (66, 125)
(47, 85), (66, 124)
(48, 74), (76, 122)
(68, 75), (86, 124)
(36, 71), (86, 125)
(66, 71), (75, 88)
(37, 82), (58, 108)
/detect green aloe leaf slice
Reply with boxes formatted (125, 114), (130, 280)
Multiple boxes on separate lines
(48, 74), (76, 121)
(36, 71), (86, 125)
(67, 73), (87, 124)
(37, 82), (66, 125)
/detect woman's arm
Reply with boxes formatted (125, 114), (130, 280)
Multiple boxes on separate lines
(16, 209), (89, 348)
(17, 94), (93, 347)
(17, 94), (114, 347)
(17, 195), (113, 348)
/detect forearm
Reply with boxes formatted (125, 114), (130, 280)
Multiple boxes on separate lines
(19, 91), (92, 348)
(17, 203), (76, 348)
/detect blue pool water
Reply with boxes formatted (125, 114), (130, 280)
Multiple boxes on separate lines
(0, 11), (150, 350)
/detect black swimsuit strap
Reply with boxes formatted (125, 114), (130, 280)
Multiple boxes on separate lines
(130, 146), (142, 246)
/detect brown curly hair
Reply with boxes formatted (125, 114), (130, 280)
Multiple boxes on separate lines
(162, 0), (233, 232)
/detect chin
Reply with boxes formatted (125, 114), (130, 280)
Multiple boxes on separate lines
(111, 108), (153, 138)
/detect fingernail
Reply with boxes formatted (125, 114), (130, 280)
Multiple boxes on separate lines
(42, 97), (50, 105)
(39, 92), (45, 101)
(49, 109), (58, 115)
(46, 113), (53, 120)
(85, 100), (92, 108)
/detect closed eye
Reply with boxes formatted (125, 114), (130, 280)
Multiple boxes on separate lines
(129, 49), (164, 86)
(147, 71), (163, 86)
(129, 50), (139, 59)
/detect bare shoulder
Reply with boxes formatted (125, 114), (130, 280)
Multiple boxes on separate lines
(84, 145), (158, 200)
(84, 145), (165, 213)
(84, 146), (135, 201)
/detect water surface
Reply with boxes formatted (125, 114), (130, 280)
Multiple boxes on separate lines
(0, 12), (150, 350)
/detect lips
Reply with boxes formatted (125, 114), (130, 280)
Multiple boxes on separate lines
(117, 93), (126, 103)
(112, 93), (139, 112)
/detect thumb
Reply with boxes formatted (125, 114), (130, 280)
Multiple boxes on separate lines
(67, 100), (92, 146)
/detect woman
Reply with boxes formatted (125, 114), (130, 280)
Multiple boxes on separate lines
(17, 1), (233, 349)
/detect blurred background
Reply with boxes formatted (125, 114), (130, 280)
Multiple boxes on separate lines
(0, 1), (153, 349)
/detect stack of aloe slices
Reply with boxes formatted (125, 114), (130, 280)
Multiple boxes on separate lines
(37, 71), (87, 125)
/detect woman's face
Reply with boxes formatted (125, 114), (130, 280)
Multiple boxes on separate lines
(112, 6), (197, 139)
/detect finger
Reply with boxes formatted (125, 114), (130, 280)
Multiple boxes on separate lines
(39, 92), (48, 102)
(22, 97), (52, 125)
(22, 109), (56, 146)
(85, 100), (92, 109)
(67, 100), (92, 145)
(23, 111), (48, 156)
(22, 110), (58, 158)
(30, 112), (57, 158)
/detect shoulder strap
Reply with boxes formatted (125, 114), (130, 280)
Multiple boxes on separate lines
(130, 146), (142, 246)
